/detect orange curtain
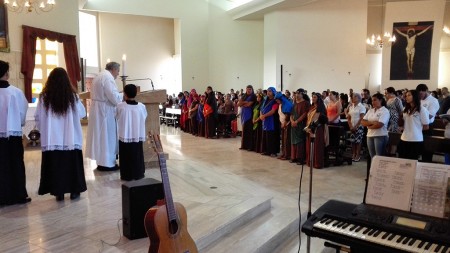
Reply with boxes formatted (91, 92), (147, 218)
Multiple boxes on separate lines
(21, 25), (80, 102)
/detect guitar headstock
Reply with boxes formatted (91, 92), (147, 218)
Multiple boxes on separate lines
(148, 131), (164, 154)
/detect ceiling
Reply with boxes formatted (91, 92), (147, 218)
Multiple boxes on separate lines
(228, 0), (449, 20)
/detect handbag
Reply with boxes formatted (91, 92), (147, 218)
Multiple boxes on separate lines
(203, 103), (213, 117)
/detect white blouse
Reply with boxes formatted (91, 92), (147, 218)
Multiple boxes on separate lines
(116, 101), (147, 143)
(401, 106), (430, 142)
(0, 85), (28, 138)
(421, 94), (439, 123)
(363, 106), (390, 137)
(35, 95), (86, 151)
(348, 103), (366, 127)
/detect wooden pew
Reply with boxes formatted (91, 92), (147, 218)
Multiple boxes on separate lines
(388, 132), (450, 158)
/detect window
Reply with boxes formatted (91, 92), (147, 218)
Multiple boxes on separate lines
(32, 39), (59, 100)
(79, 11), (99, 67)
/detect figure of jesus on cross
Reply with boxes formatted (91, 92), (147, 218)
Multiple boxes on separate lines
(395, 25), (433, 74)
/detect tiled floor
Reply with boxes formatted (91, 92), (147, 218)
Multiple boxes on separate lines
(1, 125), (371, 253)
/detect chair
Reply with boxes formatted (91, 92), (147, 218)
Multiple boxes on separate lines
(164, 108), (181, 127)
(159, 104), (166, 125)
(325, 125), (352, 167)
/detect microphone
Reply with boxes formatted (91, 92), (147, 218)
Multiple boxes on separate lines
(150, 78), (154, 90)
(304, 114), (328, 132)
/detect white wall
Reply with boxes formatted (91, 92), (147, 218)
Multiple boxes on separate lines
(264, 12), (280, 90)
(438, 2), (450, 88)
(382, 0), (445, 91)
(0, 1), (79, 91)
(366, 52), (382, 93)
(208, 3), (264, 93)
(263, 0), (368, 94)
(438, 51), (450, 87)
(83, 0), (209, 92)
(97, 13), (175, 93)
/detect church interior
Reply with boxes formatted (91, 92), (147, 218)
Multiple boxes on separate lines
(1, 0), (450, 252)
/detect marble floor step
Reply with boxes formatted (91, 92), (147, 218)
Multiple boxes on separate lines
(200, 206), (299, 253)
(186, 195), (272, 251)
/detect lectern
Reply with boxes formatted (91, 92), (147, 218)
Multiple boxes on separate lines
(78, 91), (90, 125)
(135, 89), (167, 168)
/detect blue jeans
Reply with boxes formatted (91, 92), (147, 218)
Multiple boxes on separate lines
(367, 135), (388, 158)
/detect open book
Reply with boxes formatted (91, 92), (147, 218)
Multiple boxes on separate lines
(366, 156), (450, 218)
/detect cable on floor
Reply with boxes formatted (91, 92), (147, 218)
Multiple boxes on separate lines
(99, 218), (123, 252)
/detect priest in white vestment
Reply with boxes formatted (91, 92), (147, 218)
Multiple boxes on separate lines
(86, 62), (123, 171)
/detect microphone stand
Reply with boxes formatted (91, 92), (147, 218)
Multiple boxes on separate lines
(126, 78), (154, 90)
(306, 125), (318, 253)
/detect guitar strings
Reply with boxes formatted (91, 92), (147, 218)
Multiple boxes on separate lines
(298, 163), (304, 253)
(99, 218), (123, 252)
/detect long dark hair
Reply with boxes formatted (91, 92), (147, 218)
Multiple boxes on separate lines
(40, 68), (77, 116)
(404, 90), (421, 115)
(312, 92), (326, 114)
(302, 93), (310, 102)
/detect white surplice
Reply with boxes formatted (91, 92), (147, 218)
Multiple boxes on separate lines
(34, 95), (86, 151)
(85, 70), (123, 167)
(0, 84), (28, 138)
(116, 101), (147, 143)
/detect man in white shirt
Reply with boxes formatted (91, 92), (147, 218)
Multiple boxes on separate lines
(416, 83), (439, 163)
(86, 62), (123, 171)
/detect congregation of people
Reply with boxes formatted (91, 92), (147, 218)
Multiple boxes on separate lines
(165, 83), (450, 169)
(2, 56), (450, 207)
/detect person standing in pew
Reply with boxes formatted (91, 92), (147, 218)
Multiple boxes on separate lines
(397, 90), (430, 160)
(417, 83), (439, 162)
(361, 93), (390, 159)
(189, 94), (200, 136)
(86, 62), (123, 171)
(275, 91), (293, 160)
(35, 68), (87, 201)
(238, 85), (256, 149)
(204, 86), (218, 139)
(197, 94), (206, 137)
(345, 93), (366, 162)
(0, 60), (31, 206)
(305, 92), (328, 169)
(290, 89), (310, 165)
(252, 93), (264, 153)
(116, 84), (147, 181)
(259, 87), (280, 157)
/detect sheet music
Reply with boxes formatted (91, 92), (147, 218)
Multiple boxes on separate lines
(366, 156), (416, 212)
(411, 163), (450, 218)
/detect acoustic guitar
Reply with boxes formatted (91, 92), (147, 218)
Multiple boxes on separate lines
(145, 134), (198, 253)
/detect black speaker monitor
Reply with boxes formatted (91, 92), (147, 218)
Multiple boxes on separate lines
(122, 178), (164, 240)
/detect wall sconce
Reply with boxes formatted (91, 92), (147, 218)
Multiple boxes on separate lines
(443, 26), (450, 36)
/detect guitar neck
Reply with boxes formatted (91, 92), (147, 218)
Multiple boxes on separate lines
(157, 153), (177, 221)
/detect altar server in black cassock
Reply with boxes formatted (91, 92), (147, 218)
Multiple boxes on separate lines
(117, 84), (147, 181)
(35, 68), (87, 201)
(0, 60), (31, 206)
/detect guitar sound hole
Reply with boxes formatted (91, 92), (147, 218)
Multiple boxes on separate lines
(169, 219), (179, 235)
